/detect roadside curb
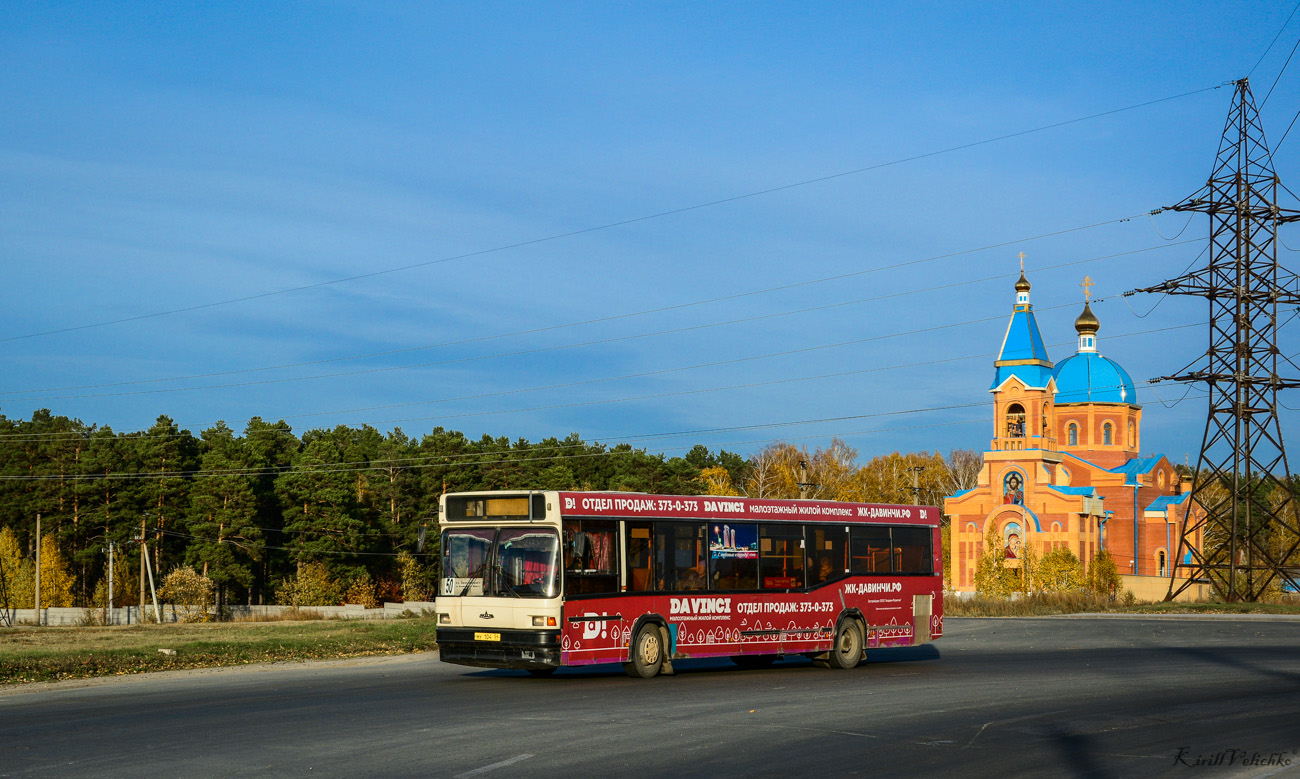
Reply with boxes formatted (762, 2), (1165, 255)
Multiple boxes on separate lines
(1041, 612), (1300, 621)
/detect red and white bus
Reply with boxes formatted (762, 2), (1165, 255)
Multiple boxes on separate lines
(435, 490), (942, 678)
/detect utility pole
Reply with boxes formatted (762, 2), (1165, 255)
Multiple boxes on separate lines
(0, 531), (11, 627)
(1134, 78), (1300, 601)
(105, 542), (115, 625)
(910, 466), (927, 505)
(141, 537), (161, 624)
(139, 517), (146, 621)
(796, 460), (818, 500)
(33, 513), (41, 627)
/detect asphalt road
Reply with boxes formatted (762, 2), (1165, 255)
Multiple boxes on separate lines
(2, 616), (1299, 778)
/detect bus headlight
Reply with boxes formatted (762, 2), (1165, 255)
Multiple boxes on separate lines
(532, 616), (557, 627)
(438, 613), (451, 625)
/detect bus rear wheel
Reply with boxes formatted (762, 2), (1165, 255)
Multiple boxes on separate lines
(624, 625), (664, 678)
(827, 620), (864, 669)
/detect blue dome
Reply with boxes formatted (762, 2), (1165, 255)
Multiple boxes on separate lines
(1052, 351), (1137, 405)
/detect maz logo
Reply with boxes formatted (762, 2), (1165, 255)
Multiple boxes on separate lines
(479, 611), (495, 619)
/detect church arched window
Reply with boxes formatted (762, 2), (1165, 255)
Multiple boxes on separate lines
(1003, 471), (1024, 505)
(1103, 422), (1113, 446)
(1067, 423), (1078, 446)
(1128, 420), (1135, 448)
(1005, 403), (1026, 438)
(1157, 550), (1167, 577)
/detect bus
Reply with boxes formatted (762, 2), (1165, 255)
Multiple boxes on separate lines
(434, 490), (942, 678)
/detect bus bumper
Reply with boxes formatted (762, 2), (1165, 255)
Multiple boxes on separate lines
(436, 628), (561, 670)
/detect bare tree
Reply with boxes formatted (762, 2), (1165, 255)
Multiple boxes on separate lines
(945, 449), (983, 494)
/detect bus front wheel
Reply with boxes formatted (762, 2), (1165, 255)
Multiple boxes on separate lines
(624, 625), (664, 678)
(827, 620), (864, 669)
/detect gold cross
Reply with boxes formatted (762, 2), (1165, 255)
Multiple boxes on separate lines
(1081, 275), (1094, 302)
(1017, 251), (1025, 271)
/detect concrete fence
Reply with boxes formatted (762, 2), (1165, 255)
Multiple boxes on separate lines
(1, 601), (437, 627)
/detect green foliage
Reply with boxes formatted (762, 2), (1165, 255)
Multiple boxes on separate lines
(184, 422), (262, 594)
(0, 408), (776, 610)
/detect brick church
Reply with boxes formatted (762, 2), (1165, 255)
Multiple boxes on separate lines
(943, 268), (1205, 599)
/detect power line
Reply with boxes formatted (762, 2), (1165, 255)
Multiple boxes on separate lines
(0, 84), (1226, 345)
(157, 529), (435, 558)
(1261, 34), (1300, 108)
(0, 221), (1180, 400)
(0, 315), (1201, 445)
(0, 239), (1195, 403)
(1249, 0), (1300, 78)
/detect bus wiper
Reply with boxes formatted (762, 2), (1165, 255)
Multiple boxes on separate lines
(497, 571), (522, 598)
(458, 561), (490, 597)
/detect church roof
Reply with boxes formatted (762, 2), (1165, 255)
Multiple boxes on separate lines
(997, 308), (1051, 365)
(1045, 485), (1101, 498)
(1146, 494), (1189, 513)
(989, 364), (1055, 391)
(1107, 455), (1164, 486)
(1052, 351), (1138, 405)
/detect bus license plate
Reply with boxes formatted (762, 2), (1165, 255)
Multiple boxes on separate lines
(474, 632), (501, 642)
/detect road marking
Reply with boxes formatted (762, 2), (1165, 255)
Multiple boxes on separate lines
(454, 754), (534, 778)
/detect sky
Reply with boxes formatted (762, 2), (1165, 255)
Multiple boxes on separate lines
(2, 2), (1299, 466)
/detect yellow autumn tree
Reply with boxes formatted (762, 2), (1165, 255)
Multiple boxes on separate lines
(1086, 549), (1122, 599)
(696, 466), (739, 496)
(842, 450), (949, 505)
(974, 524), (1016, 597)
(276, 562), (343, 606)
(345, 570), (377, 608)
(36, 533), (75, 607)
(0, 528), (34, 608)
(159, 566), (216, 622)
(1033, 546), (1083, 592)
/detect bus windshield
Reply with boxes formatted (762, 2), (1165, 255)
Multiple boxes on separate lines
(442, 527), (560, 598)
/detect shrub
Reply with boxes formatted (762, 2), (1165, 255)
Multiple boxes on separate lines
(344, 571), (377, 608)
(397, 551), (434, 602)
(1034, 547), (1084, 592)
(1087, 550), (1123, 600)
(275, 562), (343, 607)
(974, 525), (1018, 597)
(159, 566), (216, 622)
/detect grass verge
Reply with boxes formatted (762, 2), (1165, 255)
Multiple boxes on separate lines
(0, 618), (438, 685)
(946, 591), (1300, 617)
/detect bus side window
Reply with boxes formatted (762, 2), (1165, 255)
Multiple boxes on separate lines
(625, 522), (655, 592)
(807, 525), (847, 585)
(656, 522), (707, 591)
(709, 522), (758, 590)
(563, 519), (619, 595)
(891, 526), (932, 574)
(850, 527), (893, 574)
(759, 524), (804, 589)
